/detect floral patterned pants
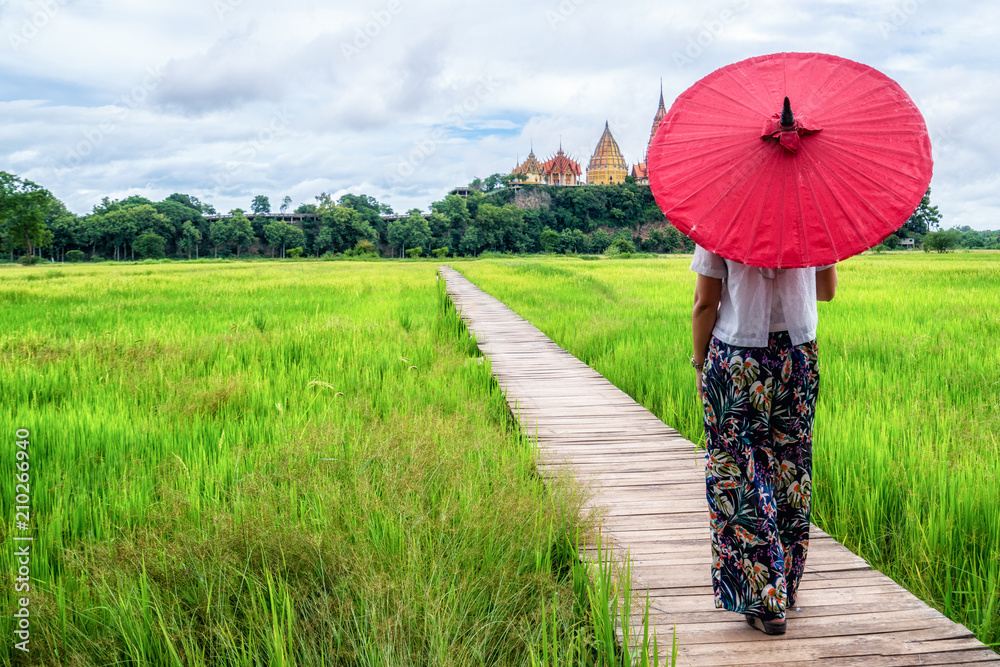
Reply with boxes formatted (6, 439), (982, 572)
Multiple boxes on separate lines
(701, 331), (819, 621)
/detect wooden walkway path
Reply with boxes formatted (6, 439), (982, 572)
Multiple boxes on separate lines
(440, 266), (1000, 666)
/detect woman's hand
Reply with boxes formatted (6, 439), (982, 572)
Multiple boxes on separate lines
(696, 367), (704, 399)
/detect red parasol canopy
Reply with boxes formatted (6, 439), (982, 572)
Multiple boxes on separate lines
(647, 52), (933, 268)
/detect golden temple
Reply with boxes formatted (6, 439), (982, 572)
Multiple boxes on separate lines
(511, 85), (667, 187)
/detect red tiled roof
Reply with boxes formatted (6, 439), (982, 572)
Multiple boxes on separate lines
(542, 147), (582, 176)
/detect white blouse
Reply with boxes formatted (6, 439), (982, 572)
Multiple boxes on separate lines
(690, 245), (832, 348)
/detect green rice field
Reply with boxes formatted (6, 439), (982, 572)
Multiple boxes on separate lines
(453, 251), (1000, 649)
(0, 261), (661, 666)
(3, 252), (998, 663)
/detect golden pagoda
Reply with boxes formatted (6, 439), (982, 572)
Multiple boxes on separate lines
(632, 84), (668, 186)
(512, 147), (545, 184)
(587, 121), (628, 185)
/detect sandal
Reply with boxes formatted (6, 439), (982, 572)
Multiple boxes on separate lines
(745, 614), (786, 635)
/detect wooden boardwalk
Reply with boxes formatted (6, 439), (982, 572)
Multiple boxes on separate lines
(440, 266), (1000, 666)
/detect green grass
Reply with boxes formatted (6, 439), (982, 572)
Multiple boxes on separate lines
(451, 251), (1000, 649)
(0, 261), (662, 666)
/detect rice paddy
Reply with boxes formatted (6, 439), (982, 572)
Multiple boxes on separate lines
(0, 260), (661, 666)
(452, 251), (1000, 649)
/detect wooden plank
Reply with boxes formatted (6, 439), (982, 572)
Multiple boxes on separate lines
(440, 267), (998, 666)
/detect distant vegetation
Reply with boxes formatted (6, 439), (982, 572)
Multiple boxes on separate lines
(2, 170), (995, 264)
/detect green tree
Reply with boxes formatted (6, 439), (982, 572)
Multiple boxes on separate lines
(46, 199), (79, 262)
(177, 222), (202, 259)
(539, 228), (559, 253)
(154, 199), (204, 254)
(229, 212), (255, 257)
(558, 228), (588, 254)
(314, 207), (377, 256)
(433, 194), (471, 227)
(589, 228), (612, 254)
(103, 208), (138, 261)
(482, 172), (513, 192)
(209, 219), (231, 258)
(128, 205), (172, 252)
(280, 196), (292, 214)
(662, 225), (683, 252)
(263, 220), (290, 257)
(78, 214), (108, 257)
(902, 187), (942, 236)
(251, 195), (271, 215)
(166, 193), (215, 215)
(133, 232), (166, 259)
(459, 225), (484, 256)
(387, 210), (431, 257)
(923, 229), (960, 253)
(476, 203), (523, 252)
(607, 236), (636, 255)
(339, 193), (393, 241)
(284, 226), (306, 255)
(0, 171), (54, 258)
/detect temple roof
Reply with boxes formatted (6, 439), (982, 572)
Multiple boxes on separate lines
(588, 121), (627, 171)
(646, 82), (668, 159)
(513, 149), (544, 176)
(631, 163), (647, 179)
(542, 145), (582, 176)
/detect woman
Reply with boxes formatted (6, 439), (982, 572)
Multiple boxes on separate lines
(690, 245), (837, 635)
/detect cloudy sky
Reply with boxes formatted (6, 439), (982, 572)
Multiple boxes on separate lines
(1, 0), (997, 229)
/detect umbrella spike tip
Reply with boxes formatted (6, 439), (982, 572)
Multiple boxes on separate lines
(781, 97), (795, 128)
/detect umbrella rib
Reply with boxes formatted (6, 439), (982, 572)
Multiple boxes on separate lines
(701, 152), (776, 253)
(664, 146), (774, 212)
(806, 151), (895, 242)
(800, 57), (849, 111)
(739, 158), (781, 265)
(816, 80), (897, 120)
(823, 141), (931, 160)
(821, 100), (922, 124)
(812, 148), (928, 223)
(653, 139), (764, 171)
(818, 142), (931, 189)
(687, 83), (771, 120)
(797, 153), (841, 262)
(776, 154), (786, 266)
(732, 58), (780, 117)
(717, 67), (774, 117)
(672, 98), (767, 121)
(793, 160), (810, 266)
(808, 67), (880, 115)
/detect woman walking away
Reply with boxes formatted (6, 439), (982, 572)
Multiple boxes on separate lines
(690, 246), (837, 635)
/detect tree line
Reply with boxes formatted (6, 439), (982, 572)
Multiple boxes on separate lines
(3, 170), (991, 264)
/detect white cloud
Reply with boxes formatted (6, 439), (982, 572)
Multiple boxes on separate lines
(0, 0), (996, 228)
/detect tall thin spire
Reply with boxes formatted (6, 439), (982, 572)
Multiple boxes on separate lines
(659, 78), (665, 109)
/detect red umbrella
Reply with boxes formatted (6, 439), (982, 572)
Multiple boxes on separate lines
(647, 52), (933, 268)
